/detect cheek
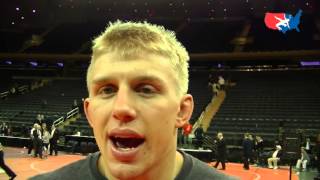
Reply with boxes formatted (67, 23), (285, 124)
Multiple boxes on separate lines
(144, 103), (178, 140)
(88, 102), (112, 152)
(88, 100), (110, 129)
(142, 101), (177, 121)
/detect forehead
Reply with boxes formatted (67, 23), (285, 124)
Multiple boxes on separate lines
(90, 52), (176, 85)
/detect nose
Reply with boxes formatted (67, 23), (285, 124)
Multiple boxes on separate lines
(112, 86), (137, 123)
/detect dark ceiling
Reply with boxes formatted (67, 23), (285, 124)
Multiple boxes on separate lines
(0, 0), (319, 67)
(1, 0), (318, 29)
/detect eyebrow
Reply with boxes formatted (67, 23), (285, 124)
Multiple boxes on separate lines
(133, 75), (166, 85)
(92, 76), (114, 85)
(92, 74), (166, 86)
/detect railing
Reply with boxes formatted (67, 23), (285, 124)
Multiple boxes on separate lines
(66, 107), (79, 119)
(53, 107), (80, 127)
(17, 85), (29, 94)
(53, 116), (64, 127)
(0, 91), (9, 99)
(192, 100), (211, 134)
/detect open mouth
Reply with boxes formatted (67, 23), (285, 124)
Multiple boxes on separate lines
(110, 136), (145, 151)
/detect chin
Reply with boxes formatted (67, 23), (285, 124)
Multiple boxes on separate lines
(108, 163), (146, 180)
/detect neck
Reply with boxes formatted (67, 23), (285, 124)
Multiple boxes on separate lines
(137, 150), (184, 180)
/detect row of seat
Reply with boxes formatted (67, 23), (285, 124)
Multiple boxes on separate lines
(207, 70), (320, 148)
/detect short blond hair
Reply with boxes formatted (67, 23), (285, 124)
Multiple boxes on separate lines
(86, 20), (189, 96)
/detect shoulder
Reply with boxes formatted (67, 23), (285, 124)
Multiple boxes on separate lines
(30, 153), (101, 180)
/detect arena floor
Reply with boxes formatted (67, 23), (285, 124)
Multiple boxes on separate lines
(0, 147), (317, 180)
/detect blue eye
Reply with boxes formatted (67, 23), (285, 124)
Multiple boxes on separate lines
(136, 85), (157, 96)
(98, 85), (117, 97)
(140, 87), (153, 94)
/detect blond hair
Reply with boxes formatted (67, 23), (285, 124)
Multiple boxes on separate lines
(86, 20), (189, 96)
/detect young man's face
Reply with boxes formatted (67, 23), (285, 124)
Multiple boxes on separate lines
(84, 52), (193, 179)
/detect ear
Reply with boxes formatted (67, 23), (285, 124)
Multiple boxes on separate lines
(83, 98), (94, 128)
(175, 94), (194, 128)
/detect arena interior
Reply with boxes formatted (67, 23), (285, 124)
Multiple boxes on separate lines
(0, 0), (320, 180)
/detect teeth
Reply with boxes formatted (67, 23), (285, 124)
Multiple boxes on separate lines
(119, 147), (134, 151)
(116, 141), (125, 148)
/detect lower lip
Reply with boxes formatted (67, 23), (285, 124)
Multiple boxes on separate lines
(109, 140), (144, 162)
